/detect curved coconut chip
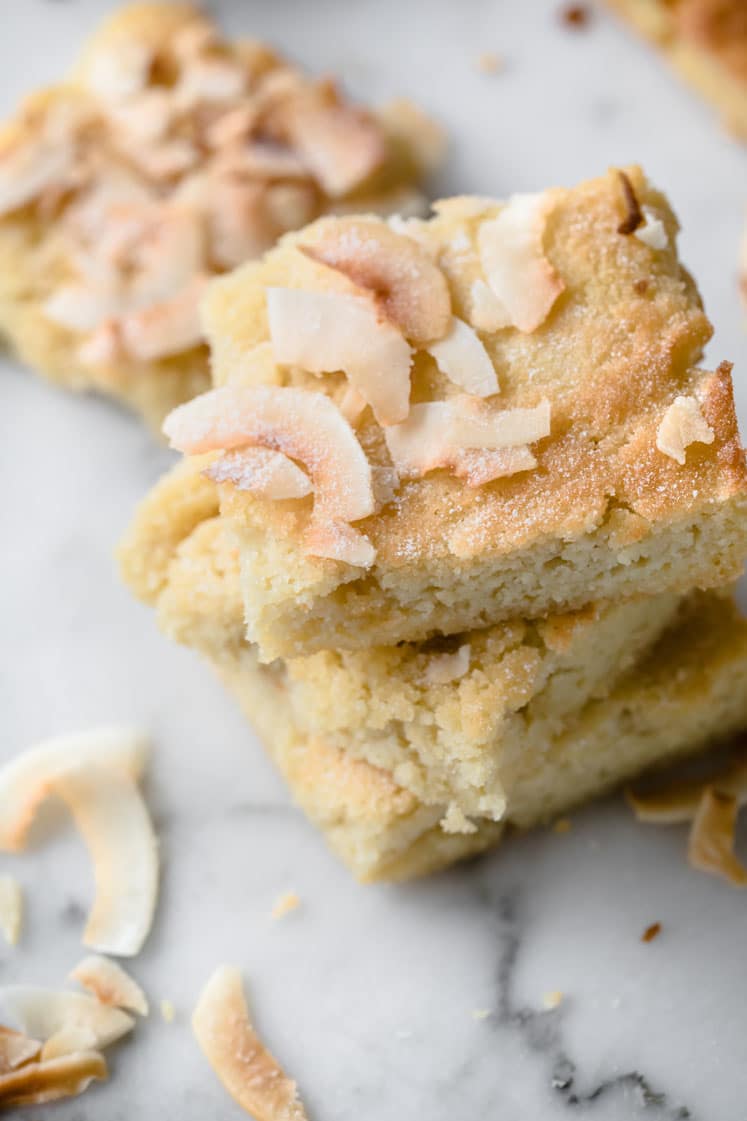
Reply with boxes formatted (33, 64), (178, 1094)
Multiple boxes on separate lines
(83, 42), (152, 103)
(53, 765), (159, 957)
(121, 272), (208, 360)
(282, 99), (385, 197)
(302, 219), (451, 345)
(0, 876), (22, 947)
(205, 447), (312, 501)
(0, 1027), (40, 1074)
(0, 727), (147, 853)
(477, 192), (564, 333)
(384, 397), (550, 485)
(627, 752), (747, 824)
(70, 956), (149, 1017)
(164, 385), (376, 565)
(688, 788), (747, 887)
(0, 1050), (107, 1108)
(192, 965), (308, 1121)
(266, 286), (412, 426)
(0, 987), (133, 1050)
(41, 1027), (98, 1062)
(656, 395), (714, 466)
(0, 138), (77, 217)
(426, 317), (498, 397)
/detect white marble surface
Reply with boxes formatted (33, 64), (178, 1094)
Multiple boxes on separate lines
(1, 1), (746, 1118)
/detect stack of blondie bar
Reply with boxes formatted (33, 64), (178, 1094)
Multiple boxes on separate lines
(121, 165), (747, 881)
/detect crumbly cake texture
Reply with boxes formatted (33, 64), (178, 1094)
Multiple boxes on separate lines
(119, 463), (747, 878)
(606, 0), (747, 139)
(177, 166), (747, 660)
(0, 2), (442, 429)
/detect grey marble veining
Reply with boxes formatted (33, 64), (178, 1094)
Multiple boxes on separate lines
(1, 1), (746, 1118)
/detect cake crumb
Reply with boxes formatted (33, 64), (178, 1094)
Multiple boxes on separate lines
(559, 4), (590, 27)
(552, 818), (572, 834)
(471, 1008), (491, 1020)
(641, 921), (662, 943)
(476, 52), (503, 75)
(543, 990), (564, 1009)
(271, 891), (301, 920)
(160, 999), (176, 1023)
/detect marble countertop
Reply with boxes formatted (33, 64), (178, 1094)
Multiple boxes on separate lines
(1, 1), (746, 1118)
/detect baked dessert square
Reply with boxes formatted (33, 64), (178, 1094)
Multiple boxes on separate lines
(606, 0), (747, 139)
(163, 167), (747, 658)
(0, 2), (442, 429)
(119, 462), (747, 880)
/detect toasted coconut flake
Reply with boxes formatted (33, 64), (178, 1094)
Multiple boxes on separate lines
(616, 170), (643, 235)
(176, 59), (247, 107)
(656, 395), (715, 465)
(302, 220), (451, 345)
(70, 956), (149, 1017)
(338, 384), (368, 425)
(267, 287), (412, 426)
(271, 892), (301, 920)
(424, 644), (471, 685)
(164, 386), (375, 564)
(688, 788), (747, 887)
(468, 277), (510, 333)
(43, 284), (123, 333)
(0, 988), (133, 1049)
(204, 105), (257, 150)
(426, 317), (498, 396)
(53, 765), (158, 957)
(205, 447), (312, 501)
(0, 1050), (107, 1108)
(78, 322), (122, 368)
(134, 139), (199, 182)
(543, 990), (564, 1010)
(0, 1027), (41, 1073)
(0, 727), (147, 853)
(634, 206), (668, 250)
(206, 179), (275, 269)
(109, 89), (174, 145)
(0, 877), (22, 947)
(41, 1026), (98, 1061)
(192, 965), (308, 1121)
(627, 754), (747, 823)
(0, 138), (76, 216)
(384, 397), (550, 483)
(85, 42), (152, 102)
(285, 101), (385, 197)
(121, 273), (207, 360)
(477, 192), (564, 332)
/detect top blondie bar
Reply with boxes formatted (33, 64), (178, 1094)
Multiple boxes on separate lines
(0, 2), (441, 428)
(163, 166), (747, 659)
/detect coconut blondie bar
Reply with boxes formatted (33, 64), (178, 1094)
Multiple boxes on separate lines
(119, 462), (747, 880)
(607, 0), (747, 139)
(163, 167), (747, 658)
(0, 2), (441, 428)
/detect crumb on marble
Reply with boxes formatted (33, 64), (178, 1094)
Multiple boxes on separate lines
(543, 990), (564, 1009)
(160, 999), (176, 1023)
(552, 817), (572, 834)
(559, 4), (590, 28)
(641, 921), (662, 943)
(471, 1008), (491, 1020)
(271, 891), (301, 920)
(476, 52), (503, 75)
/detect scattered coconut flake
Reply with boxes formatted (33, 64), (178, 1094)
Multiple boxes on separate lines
(634, 206), (668, 250)
(266, 287), (413, 426)
(271, 892), (301, 920)
(53, 765), (159, 957)
(424, 644), (471, 685)
(175, 58), (247, 108)
(78, 322), (121, 368)
(0, 727), (147, 852)
(121, 272), (207, 360)
(477, 192), (564, 332)
(384, 396), (550, 484)
(0, 138), (77, 216)
(85, 42), (152, 102)
(164, 385), (376, 565)
(205, 447), (313, 501)
(688, 788), (747, 887)
(468, 277), (510, 333)
(70, 956), (149, 1017)
(476, 52), (503, 74)
(160, 999), (175, 1024)
(0, 1050), (107, 1108)
(43, 284), (123, 333)
(0, 1027), (41, 1073)
(284, 101), (385, 197)
(656, 395), (715, 465)
(543, 990), (563, 1010)
(192, 965), (308, 1121)
(134, 139), (199, 182)
(109, 89), (173, 145)
(41, 1026), (98, 1062)
(0, 877), (22, 947)
(302, 220), (451, 345)
(426, 317), (498, 397)
(0, 988), (133, 1050)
